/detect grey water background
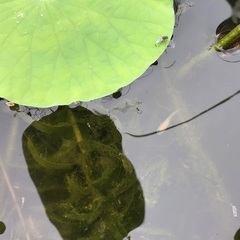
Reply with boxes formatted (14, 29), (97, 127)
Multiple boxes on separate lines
(1, 0), (240, 239)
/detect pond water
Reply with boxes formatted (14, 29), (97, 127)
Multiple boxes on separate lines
(1, 0), (240, 239)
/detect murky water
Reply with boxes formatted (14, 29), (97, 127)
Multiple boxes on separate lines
(1, 0), (240, 239)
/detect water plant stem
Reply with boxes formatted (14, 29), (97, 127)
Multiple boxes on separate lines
(0, 161), (31, 240)
(214, 24), (240, 50)
(68, 109), (83, 152)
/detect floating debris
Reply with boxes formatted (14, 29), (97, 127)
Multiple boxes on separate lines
(6, 101), (15, 107)
(175, 2), (194, 26)
(175, 1), (194, 18)
(231, 203), (237, 217)
(21, 197), (25, 208)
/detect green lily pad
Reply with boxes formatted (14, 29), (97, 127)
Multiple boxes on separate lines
(0, 0), (174, 107)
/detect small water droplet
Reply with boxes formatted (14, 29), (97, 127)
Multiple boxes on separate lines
(40, 13), (44, 17)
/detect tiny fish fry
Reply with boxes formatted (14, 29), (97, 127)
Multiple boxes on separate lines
(157, 110), (180, 134)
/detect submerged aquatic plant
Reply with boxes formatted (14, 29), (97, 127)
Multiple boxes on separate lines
(22, 106), (144, 239)
(0, 221), (5, 234)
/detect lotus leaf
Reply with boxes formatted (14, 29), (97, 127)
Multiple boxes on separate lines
(0, 0), (174, 107)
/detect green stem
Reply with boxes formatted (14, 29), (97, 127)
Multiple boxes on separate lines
(178, 24), (240, 77)
(67, 108), (104, 202)
(214, 24), (240, 50)
(68, 109), (83, 152)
